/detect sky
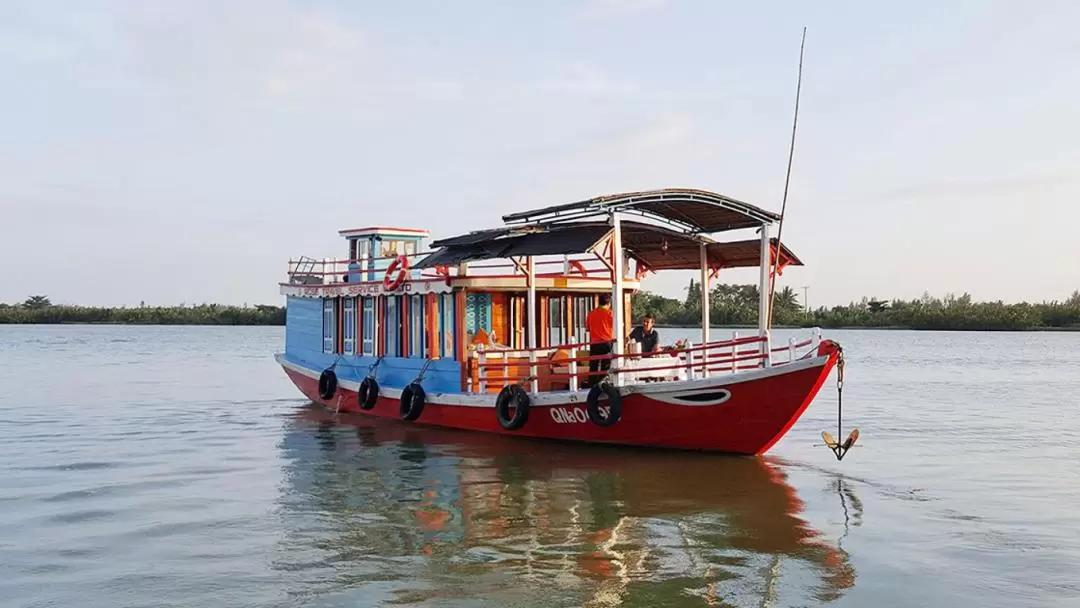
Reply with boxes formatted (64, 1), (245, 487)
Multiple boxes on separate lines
(1, 0), (1078, 308)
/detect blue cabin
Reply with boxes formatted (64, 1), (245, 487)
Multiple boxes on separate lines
(279, 224), (639, 396)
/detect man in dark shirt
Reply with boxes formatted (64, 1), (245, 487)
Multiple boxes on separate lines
(629, 314), (660, 354)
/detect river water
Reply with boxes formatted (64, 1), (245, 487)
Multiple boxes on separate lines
(1, 325), (1077, 607)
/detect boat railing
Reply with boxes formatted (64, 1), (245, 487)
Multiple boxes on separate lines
(285, 251), (622, 285)
(466, 329), (823, 393)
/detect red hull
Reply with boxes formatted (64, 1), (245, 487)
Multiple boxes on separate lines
(279, 343), (840, 455)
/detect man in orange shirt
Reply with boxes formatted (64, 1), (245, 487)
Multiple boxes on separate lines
(585, 294), (614, 386)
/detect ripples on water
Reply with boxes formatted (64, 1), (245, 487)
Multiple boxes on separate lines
(0, 326), (1077, 607)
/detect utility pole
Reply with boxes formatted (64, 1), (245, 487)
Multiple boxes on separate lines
(802, 285), (809, 313)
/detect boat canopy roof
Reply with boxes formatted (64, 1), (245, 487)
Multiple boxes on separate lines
(414, 219), (802, 272)
(501, 188), (781, 235)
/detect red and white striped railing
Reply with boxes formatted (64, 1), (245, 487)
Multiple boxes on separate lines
(468, 329), (823, 393)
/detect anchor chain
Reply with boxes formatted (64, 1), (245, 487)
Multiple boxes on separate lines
(822, 346), (859, 461)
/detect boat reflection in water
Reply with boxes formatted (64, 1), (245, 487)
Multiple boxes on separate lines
(273, 405), (857, 606)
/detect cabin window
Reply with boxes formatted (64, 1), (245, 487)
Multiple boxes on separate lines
(549, 296), (566, 346)
(343, 298), (356, 354)
(440, 293), (455, 358)
(572, 295), (592, 342)
(361, 297), (376, 355)
(410, 294), (424, 358)
(384, 296), (399, 357)
(322, 298), (337, 353)
(465, 293), (492, 342)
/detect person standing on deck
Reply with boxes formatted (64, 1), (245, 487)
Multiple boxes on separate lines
(586, 294), (614, 386)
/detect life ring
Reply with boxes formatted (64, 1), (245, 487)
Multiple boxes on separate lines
(358, 376), (379, 410)
(384, 255), (410, 291)
(318, 368), (338, 400)
(495, 384), (530, 430)
(568, 260), (588, 276)
(586, 382), (622, 426)
(400, 382), (426, 421)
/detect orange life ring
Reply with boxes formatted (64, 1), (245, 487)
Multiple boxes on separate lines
(568, 260), (588, 276)
(384, 255), (409, 291)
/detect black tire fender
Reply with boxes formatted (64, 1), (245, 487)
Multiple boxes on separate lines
(586, 382), (622, 427)
(400, 382), (426, 421)
(358, 377), (379, 410)
(318, 368), (338, 400)
(495, 384), (530, 431)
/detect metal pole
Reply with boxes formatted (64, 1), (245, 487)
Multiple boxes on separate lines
(699, 241), (710, 377)
(758, 224), (771, 366)
(611, 212), (625, 387)
(526, 256), (538, 394)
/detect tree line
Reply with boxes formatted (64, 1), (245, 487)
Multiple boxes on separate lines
(631, 281), (1080, 331)
(6, 286), (1080, 331)
(0, 296), (285, 325)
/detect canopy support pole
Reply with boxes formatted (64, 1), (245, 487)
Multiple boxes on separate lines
(699, 242), (710, 378)
(526, 256), (538, 394)
(611, 212), (625, 387)
(758, 224), (772, 367)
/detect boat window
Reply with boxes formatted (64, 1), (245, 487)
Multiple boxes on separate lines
(549, 296), (565, 346)
(380, 239), (402, 259)
(440, 293), (455, 358)
(361, 297), (375, 355)
(465, 293), (492, 339)
(322, 298), (337, 353)
(356, 239), (370, 268)
(410, 294), (423, 358)
(384, 296), (399, 357)
(403, 240), (417, 256)
(572, 295), (592, 342)
(343, 298), (356, 354)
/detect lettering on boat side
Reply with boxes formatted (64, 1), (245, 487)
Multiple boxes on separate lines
(550, 406), (609, 424)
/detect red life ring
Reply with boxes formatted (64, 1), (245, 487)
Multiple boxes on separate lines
(568, 260), (588, 276)
(384, 255), (410, 291)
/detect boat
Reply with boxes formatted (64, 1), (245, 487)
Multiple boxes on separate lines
(275, 188), (847, 455)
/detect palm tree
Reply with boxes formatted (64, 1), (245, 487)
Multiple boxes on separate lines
(23, 295), (51, 309)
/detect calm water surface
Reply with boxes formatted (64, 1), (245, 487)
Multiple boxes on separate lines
(1, 325), (1078, 607)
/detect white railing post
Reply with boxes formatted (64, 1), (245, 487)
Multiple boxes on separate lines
(528, 350), (538, 395)
(812, 327), (821, 351)
(568, 336), (578, 392)
(731, 331), (739, 373)
(788, 337), (796, 363)
(477, 345), (487, 393)
(685, 342), (696, 381)
(761, 330), (771, 368)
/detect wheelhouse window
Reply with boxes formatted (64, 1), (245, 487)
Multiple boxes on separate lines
(322, 299), (337, 353)
(343, 298), (356, 354)
(361, 297), (376, 356)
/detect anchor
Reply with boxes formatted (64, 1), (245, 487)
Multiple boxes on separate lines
(822, 348), (859, 461)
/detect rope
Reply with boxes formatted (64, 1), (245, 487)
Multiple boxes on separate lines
(366, 355), (384, 378)
(411, 358), (435, 385)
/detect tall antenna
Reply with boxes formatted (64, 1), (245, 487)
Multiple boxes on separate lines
(767, 26), (807, 327)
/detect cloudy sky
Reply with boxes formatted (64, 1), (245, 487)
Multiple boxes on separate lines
(2, 0), (1078, 308)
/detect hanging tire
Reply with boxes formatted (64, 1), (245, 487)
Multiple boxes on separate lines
(586, 382), (622, 427)
(358, 377), (379, 410)
(318, 368), (338, 400)
(400, 382), (426, 421)
(495, 384), (530, 431)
